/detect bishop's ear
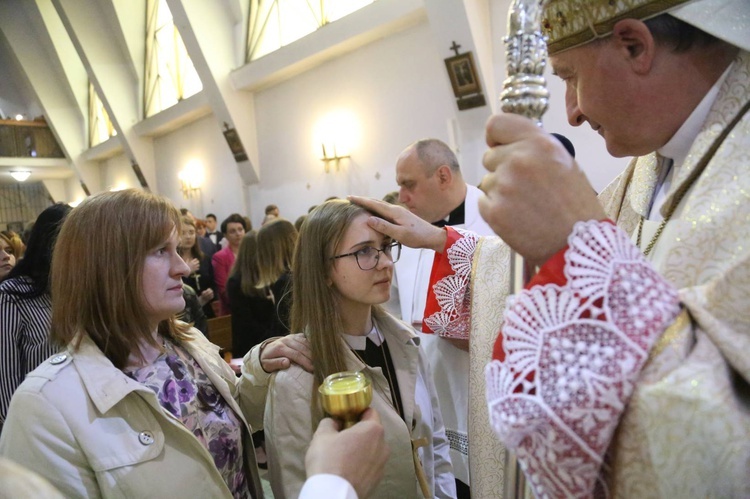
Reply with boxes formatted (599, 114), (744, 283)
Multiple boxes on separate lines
(611, 18), (655, 74)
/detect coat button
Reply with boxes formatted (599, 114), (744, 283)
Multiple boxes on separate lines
(138, 431), (155, 446)
(49, 354), (67, 365)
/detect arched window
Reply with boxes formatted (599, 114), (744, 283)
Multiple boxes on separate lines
(246, 0), (375, 62)
(144, 0), (202, 117)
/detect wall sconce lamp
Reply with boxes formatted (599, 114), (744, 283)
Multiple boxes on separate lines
(10, 170), (31, 182)
(316, 110), (358, 174)
(320, 143), (350, 173)
(178, 160), (204, 199)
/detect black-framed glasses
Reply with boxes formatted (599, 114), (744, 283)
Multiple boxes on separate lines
(331, 241), (402, 270)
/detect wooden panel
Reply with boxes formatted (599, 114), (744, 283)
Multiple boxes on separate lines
(0, 126), (17, 156)
(0, 122), (64, 158)
(207, 315), (233, 362)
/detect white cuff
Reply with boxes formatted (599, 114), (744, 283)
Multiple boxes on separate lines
(299, 474), (358, 499)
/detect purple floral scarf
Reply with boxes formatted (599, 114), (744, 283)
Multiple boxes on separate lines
(125, 340), (249, 498)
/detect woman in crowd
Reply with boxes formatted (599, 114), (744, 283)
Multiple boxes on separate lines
(229, 220), (296, 470)
(254, 219), (295, 335)
(213, 213), (247, 315)
(178, 216), (215, 317)
(264, 200), (455, 498)
(195, 218), (207, 238)
(0, 189), (297, 498)
(226, 231), (269, 467)
(0, 232), (23, 282)
(0, 203), (71, 433)
(228, 231), (263, 358)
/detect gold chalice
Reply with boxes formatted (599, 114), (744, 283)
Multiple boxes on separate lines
(318, 371), (373, 428)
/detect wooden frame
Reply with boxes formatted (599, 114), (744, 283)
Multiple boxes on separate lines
(223, 127), (249, 163)
(444, 52), (482, 98)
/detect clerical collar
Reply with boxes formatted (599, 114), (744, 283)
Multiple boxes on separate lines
(432, 200), (465, 228)
(341, 325), (382, 350)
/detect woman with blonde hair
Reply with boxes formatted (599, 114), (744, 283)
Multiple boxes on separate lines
(264, 200), (455, 498)
(0, 189), (302, 498)
(229, 219), (296, 358)
(228, 231), (262, 357)
(0, 232), (23, 282)
(256, 219), (296, 278)
(245, 218), (297, 343)
(178, 216), (215, 317)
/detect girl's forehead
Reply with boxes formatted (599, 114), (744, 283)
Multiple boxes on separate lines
(339, 214), (385, 246)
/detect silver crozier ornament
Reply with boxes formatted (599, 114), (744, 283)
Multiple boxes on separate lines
(500, 1), (549, 498)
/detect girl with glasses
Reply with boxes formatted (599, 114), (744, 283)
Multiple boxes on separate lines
(263, 200), (456, 498)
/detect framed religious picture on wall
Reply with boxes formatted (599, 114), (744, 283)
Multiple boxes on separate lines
(223, 125), (249, 163)
(444, 52), (482, 98)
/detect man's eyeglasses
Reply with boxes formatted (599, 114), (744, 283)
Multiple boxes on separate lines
(331, 241), (402, 270)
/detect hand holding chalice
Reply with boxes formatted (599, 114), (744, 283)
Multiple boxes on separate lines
(318, 371), (373, 428)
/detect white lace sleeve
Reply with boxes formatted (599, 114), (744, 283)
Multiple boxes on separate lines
(423, 228), (480, 339)
(485, 220), (681, 498)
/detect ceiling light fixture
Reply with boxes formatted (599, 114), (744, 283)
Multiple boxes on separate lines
(10, 170), (31, 182)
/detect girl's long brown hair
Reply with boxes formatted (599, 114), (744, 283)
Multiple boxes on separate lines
(291, 200), (368, 388)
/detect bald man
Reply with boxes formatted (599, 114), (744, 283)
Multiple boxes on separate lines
(392, 138), (494, 497)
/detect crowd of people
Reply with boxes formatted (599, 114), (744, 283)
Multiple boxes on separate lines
(0, 0), (748, 498)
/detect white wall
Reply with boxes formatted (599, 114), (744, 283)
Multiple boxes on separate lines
(100, 154), (138, 192)
(153, 113), (247, 221)
(5, 2), (631, 228)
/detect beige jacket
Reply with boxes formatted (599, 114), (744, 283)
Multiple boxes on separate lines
(263, 312), (456, 498)
(0, 328), (268, 498)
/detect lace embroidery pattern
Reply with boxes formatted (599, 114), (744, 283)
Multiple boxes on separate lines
(485, 221), (681, 498)
(424, 228), (479, 339)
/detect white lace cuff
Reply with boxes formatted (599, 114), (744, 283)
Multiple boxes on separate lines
(486, 220), (681, 498)
(424, 228), (480, 339)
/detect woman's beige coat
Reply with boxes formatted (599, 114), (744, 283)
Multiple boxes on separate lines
(0, 329), (268, 498)
(263, 312), (456, 498)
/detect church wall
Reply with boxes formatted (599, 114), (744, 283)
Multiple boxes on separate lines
(152, 113), (247, 222)
(99, 153), (138, 193)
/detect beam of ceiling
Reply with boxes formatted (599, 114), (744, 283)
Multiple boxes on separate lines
(167, 0), (261, 185)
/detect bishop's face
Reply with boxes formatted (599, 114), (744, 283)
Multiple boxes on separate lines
(550, 37), (673, 158)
